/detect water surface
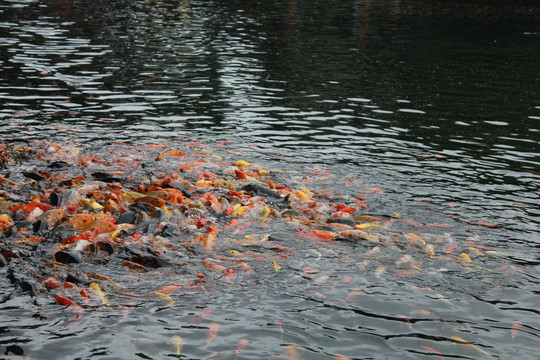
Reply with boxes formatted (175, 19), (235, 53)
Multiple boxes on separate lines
(1, 0), (539, 359)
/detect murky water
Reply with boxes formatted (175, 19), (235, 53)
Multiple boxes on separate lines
(1, 0), (539, 359)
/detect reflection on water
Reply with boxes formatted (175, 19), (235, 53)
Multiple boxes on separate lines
(1, 0), (539, 358)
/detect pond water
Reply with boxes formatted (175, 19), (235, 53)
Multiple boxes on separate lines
(1, 0), (539, 359)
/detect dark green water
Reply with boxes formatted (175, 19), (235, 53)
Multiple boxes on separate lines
(1, 0), (539, 359)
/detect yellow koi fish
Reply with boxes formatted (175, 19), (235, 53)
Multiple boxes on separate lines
(89, 282), (112, 308)
(168, 335), (183, 355)
(424, 244), (435, 258)
(155, 291), (174, 308)
(272, 260), (282, 272)
(80, 198), (104, 211)
(468, 247), (489, 258)
(354, 223), (384, 230)
(459, 253), (482, 269)
(451, 336), (494, 357)
(259, 207), (272, 221)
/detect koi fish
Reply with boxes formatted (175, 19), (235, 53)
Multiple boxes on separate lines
(54, 294), (83, 319)
(237, 261), (252, 276)
(272, 260), (282, 272)
(89, 282), (112, 308)
(345, 289), (362, 302)
(120, 191), (144, 203)
(134, 196), (166, 208)
(420, 345), (445, 360)
(189, 308), (213, 324)
(468, 247), (489, 258)
(445, 243), (457, 254)
(339, 276), (353, 285)
(69, 214), (109, 230)
(62, 231), (93, 245)
(168, 335), (183, 355)
(54, 294), (76, 307)
(459, 253), (482, 269)
(235, 338), (249, 359)
(284, 343), (306, 360)
(36, 208), (64, 227)
(358, 259), (370, 272)
(202, 259), (227, 272)
(396, 314), (413, 329)
(309, 229), (335, 240)
(80, 198), (103, 210)
(202, 228), (217, 249)
(155, 284), (183, 294)
(340, 229), (387, 243)
(333, 354), (348, 360)
(235, 169), (248, 180)
(147, 190), (184, 205)
(451, 336), (494, 357)
(425, 244), (435, 258)
(154, 291), (174, 308)
(259, 207), (272, 221)
(352, 215), (381, 222)
(404, 233), (426, 247)
(354, 223), (383, 230)
(275, 319), (284, 338)
(511, 321), (522, 338)
(11, 202), (51, 215)
(374, 266), (386, 279)
(206, 321), (220, 345)
(363, 246), (380, 256)
(395, 254), (413, 265)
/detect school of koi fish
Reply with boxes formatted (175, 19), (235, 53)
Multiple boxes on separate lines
(0, 140), (531, 358)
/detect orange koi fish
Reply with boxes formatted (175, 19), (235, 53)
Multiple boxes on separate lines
(147, 190), (185, 205)
(396, 314), (413, 329)
(202, 259), (227, 272)
(189, 308), (213, 324)
(11, 202), (51, 215)
(69, 214), (108, 230)
(54, 294), (83, 319)
(36, 208), (65, 227)
(54, 294), (78, 307)
(511, 321), (522, 338)
(275, 319), (284, 337)
(420, 345), (445, 360)
(235, 169), (248, 180)
(156, 284), (183, 294)
(202, 227), (217, 249)
(62, 231), (93, 245)
(206, 321), (220, 345)
(309, 229), (336, 240)
(90, 219), (117, 235)
(235, 338), (249, 359)
(445, 243), (457, 254)
(345, 289), (362, 302)
(134, 196), (166, 208)
(352, 215), (381, 222)
(237, 261), (252, 276)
